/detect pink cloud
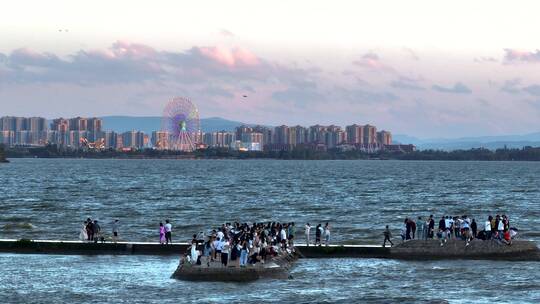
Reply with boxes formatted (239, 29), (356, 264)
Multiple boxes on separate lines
(197, 46), (260, 67)
(504, 48), (540, 63)
(353, 52), (395, 72)
(86, 41), (158, 60)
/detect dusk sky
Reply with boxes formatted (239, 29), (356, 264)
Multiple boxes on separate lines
(1, 0), (540, 138)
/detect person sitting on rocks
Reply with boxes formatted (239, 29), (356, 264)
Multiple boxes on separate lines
(437, 229), (445, 246)
(502, 228), (512, 246)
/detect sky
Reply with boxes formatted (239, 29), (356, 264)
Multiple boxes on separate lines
(1, 0), (540, 138)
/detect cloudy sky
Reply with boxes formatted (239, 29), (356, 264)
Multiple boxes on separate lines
(1, 0), (540, 138)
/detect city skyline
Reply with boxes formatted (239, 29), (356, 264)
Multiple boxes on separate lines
(0, 116), (401, 153)
(2, 1), (540, 138)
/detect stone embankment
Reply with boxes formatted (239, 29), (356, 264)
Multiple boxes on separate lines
(391, 239), (540, 261)
(171, 250), (300, 282)
(0, 239), (538, 261)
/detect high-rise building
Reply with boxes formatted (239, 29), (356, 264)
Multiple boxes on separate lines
(0, 116), (48, 146)
(235, 125), (253, 142)
(289, 125), (307, 146)
(202, 131), (235, 148)
(51, 118), (69, 133)
(241, 132), (263, 151)
(14, 117), (26, 131)
(273, 125), (290, 145)
(27, 117), (47, 132)
(363, 124), (377, 144)
(69, 117), (88, 131)
(121, 131), (145, 149)
(308, 125), (327, 143)
(87, 118), (102, 133)
(346, 124), (364, 144)
(241, 132), (263, 144)
(86, 118), (103, 141)
(252, 125), (272, 146)
(0, 117), (11, 131)
(377, 130), (392, 145)
(104, 131), (119, 149)
(324, 125), (344, 148)
(0, 131), (14, 146)
(151, 131), (170, 149)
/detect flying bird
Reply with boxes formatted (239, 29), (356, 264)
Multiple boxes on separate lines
(242, 95), (248, 98)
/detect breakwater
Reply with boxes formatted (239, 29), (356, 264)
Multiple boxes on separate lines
(0, 239), (390, 258)
(1, 239), (538, 260)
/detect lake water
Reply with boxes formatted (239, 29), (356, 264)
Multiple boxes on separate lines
(0, 159), (539, 303)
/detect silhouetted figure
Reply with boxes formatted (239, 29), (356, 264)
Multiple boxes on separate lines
(383, 225), (394, 247)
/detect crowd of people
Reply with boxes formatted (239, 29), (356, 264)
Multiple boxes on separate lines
(384, 214), (517, 247)
(183, 221), (320, 267)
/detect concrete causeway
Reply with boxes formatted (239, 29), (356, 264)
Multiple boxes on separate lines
(0, 239), (538, 260)
(0, 239), (388, 258)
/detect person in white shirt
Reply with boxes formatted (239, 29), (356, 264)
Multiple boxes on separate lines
(217, 229), (224, 240)
(164, 219), (173, 244)
(485, 216), (492, 240)
(324, 222), (331, 246)
(213, 237), (222, 261)
(305, 223), (311, 246)
(280, 227), (287, 247)
(497, 216), (505, 240)
(220, 237), (230, 267)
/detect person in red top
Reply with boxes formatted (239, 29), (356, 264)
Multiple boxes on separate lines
(503, 229), (512, 245)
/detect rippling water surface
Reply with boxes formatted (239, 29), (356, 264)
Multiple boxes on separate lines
(0, 254), (538, 304)
(0, 159), (539, 303)
(1, 159), (539, 243)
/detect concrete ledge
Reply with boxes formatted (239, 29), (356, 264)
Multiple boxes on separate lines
(391, 239), (540, 261)
(0, 239), (386, 258)
(0, 239), (538, 261)
(0, 239), (188, 255)
(298, 244), (391, 258)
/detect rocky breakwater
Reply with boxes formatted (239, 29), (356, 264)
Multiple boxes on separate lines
(391, 239), (540, 261)
(172, 249), (300, 282)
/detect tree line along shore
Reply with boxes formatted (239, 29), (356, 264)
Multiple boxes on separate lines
(0, 145), (9, 162)
(3, 144), (540, 161)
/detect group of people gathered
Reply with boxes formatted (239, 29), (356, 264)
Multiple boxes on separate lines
(303, 222), (331, 246)
(183, 222), (306, 267)
(383, 214), (516, 247)
(158, 220), (173, 244)
(79, 218), (119, 243)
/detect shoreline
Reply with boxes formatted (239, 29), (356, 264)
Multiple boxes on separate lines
(5, 145), (540, 161)
(3, 156), (540, 162)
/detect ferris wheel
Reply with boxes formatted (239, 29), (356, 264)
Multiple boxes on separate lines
(161, 97), (200, 151)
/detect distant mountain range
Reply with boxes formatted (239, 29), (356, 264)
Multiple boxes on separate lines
(99, 116), (540, 150)
(393, 133), (540, 150)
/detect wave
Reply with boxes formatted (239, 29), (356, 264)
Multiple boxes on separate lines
(2, 222), (37, 230)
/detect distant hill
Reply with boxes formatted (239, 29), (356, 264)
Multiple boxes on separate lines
(394, 133), (540, 150)
(100, 116), (249, 134)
